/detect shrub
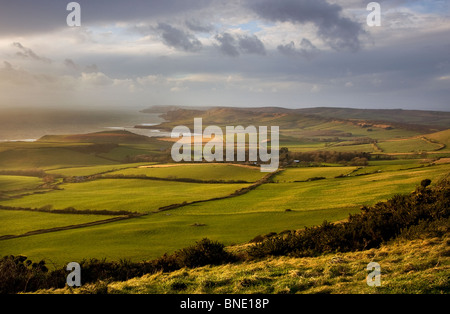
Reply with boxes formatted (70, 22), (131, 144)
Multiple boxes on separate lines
(174, 238), (234, 268)
(0, 255), (64, 294)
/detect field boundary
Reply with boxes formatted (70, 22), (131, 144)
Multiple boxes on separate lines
(0, 215), (139, 241)
(0, 170), (283, 241)
(154, 169), (283, 212)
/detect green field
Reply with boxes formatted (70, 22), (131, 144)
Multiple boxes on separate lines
(0, 175), (42, 191)
(0, 206), (359, 265)
(46, 163), (156, 177)
(0, 179), (250, 213)
(1, 163), (448, 266)
(174, 164), (450, 215)
(0, 147), (116, 170)
(0, 210), (120, 237)
(378, 138), (443, 153)
(274, 167), (357, 182)
(351, 159), (428, 176)
(107, 164), (265, 182)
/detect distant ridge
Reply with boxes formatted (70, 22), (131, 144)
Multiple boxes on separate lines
(38, 130), (154, 144)
(141, 105), (450, 131)
(293, 107), (450, 128)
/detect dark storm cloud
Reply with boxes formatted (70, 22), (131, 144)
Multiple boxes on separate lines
(238, 35), (266, 56)
(247, 0), (364, 52)
(215, 33), (240, 57)
(157, 23), (202, 52)
(0, 0), (214, 36)
(215, 33), (266, 57)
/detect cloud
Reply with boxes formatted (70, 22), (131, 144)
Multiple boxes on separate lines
(185, 20), (214, 33)
(278, 38), (320, 59)
(238, 34), (266, 55)
(13, 42), (52, 63)
(215, 33), (266, 57)
(64, 58), (79, 70)
(157, 23), (202, 52)
(64, 59), (99, 73)
(215, 33), (240, 57)
(247, 0), (364, 52)
(0, 0), (215, 36)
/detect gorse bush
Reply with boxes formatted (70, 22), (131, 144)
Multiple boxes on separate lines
(0, 239), (233, 293)
(248, 178), (450, 259)
(0, 255), (65, 294)
(175, 238), (234, 268)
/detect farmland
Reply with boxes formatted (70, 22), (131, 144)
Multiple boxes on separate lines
(107, 163), (266, 182)
(0, 106), (449, 294)
(0, 178), (250, 214)
(1, 158), (449, 265)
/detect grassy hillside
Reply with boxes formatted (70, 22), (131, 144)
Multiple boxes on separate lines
(82, 236), (449, 294)
(425, 129), (450, 149)
(295, 107), (450, 129)
(378, 138), (443, 154)
(38, 130), (156, 144)
(0, 175), (42, 192)
(0, 147), (117, 170)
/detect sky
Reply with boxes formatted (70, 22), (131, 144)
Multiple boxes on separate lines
(0, 0), (449, 111)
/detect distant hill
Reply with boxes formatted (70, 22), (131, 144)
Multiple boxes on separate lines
(140, 105), (213, 114)
(293, 107), (450, 129)
(141, 106), (450, 131)
(138, 107), (333, 131)
(38, 130), (154, 144)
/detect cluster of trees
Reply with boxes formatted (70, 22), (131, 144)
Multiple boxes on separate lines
(280, 149), (371, 166)
(0, 205), (138, 217)
(0, 169), (60, 190)
(123, 153), (173, 163)
(69, 143), (119, 154)
(102, 173), (249, 184)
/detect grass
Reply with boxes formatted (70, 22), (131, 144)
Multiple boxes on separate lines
(378, 138), (443, 153)
(0, 175), (42, 192)
(1, 164), (448, 266)
(0, 147), (115, 170)
(274, 167), (357, 182)
(322, 143), (375, 153)
(0, 210), (120, 237)
(0, 206), (360, 266)
(46, 163), (156, 177)
(96, 143), (169, 161)
(39, 235), (450, 294)
(0, 179), (250, 213)
(108, 163), (265, 182)
(175, 164), (450, 215)
(351, 159), (428, 176)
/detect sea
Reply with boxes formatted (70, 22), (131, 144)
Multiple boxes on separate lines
(0, 108), (169, 142)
